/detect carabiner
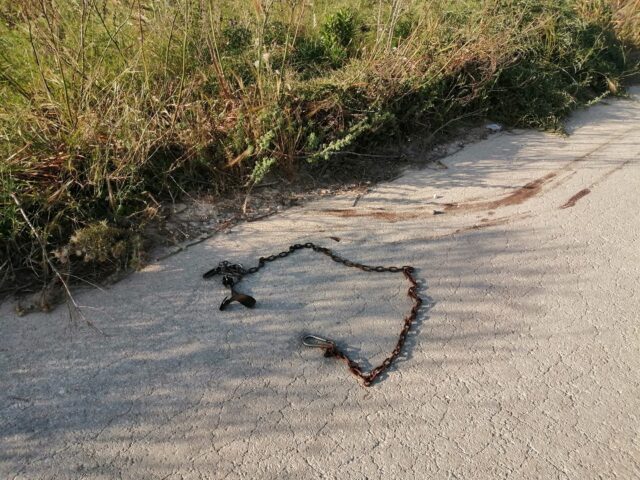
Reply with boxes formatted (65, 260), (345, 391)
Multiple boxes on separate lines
(302, 334), (336, 349)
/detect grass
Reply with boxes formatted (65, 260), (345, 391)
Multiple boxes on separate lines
(0, 0), (638, 298)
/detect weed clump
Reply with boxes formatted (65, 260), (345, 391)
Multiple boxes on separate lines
(63, 222), (143, 268)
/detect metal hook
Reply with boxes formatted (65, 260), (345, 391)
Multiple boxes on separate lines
(302, 334), (335, 349)
(219, 290), (256, 311)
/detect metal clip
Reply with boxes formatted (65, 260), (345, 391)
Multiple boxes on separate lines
(219, 290), (256, 311)
(203, 262), (245, 279)
(302, 334), (336, 349)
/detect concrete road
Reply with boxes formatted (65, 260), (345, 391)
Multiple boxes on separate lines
(2, 88), (639, 479)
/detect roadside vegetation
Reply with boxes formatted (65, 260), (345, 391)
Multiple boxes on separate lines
(1, 0), (639, 298)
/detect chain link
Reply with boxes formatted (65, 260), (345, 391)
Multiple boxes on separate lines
(204, 242), (422, 387)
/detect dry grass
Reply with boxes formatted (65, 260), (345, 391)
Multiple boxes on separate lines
(0, 0), (638, 297)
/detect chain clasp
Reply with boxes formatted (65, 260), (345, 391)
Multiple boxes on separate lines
(302, 334), (336, 349)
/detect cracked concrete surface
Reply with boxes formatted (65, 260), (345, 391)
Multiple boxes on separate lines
(2, 88), (640, 479)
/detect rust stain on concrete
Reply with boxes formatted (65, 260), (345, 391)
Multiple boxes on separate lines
(452, 216), (513, 235)
(444, 172), (557, 212)
(560, 188), (591, 209)
(320, 209), (421, 222)
(316, 171), (560, 223)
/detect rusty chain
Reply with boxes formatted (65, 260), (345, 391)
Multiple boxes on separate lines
(203, 242), (422, 386)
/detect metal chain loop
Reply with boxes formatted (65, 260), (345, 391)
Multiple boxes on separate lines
(203, 242), (422, 387)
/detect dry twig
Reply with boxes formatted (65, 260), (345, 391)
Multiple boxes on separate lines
(10, 193), (108, 335)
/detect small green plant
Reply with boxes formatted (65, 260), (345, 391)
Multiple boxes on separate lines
(250, 157), (277, 184)
(320, 8), (359, 67)
(321, 8), (357, 49)
(394, 15), (416, 44)
(264, 20), (288, 46)
(222, 21), (253, 53)
(292, 36), (327, 73)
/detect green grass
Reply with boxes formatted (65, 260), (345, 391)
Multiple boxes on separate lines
(1, 0), (638, 296)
